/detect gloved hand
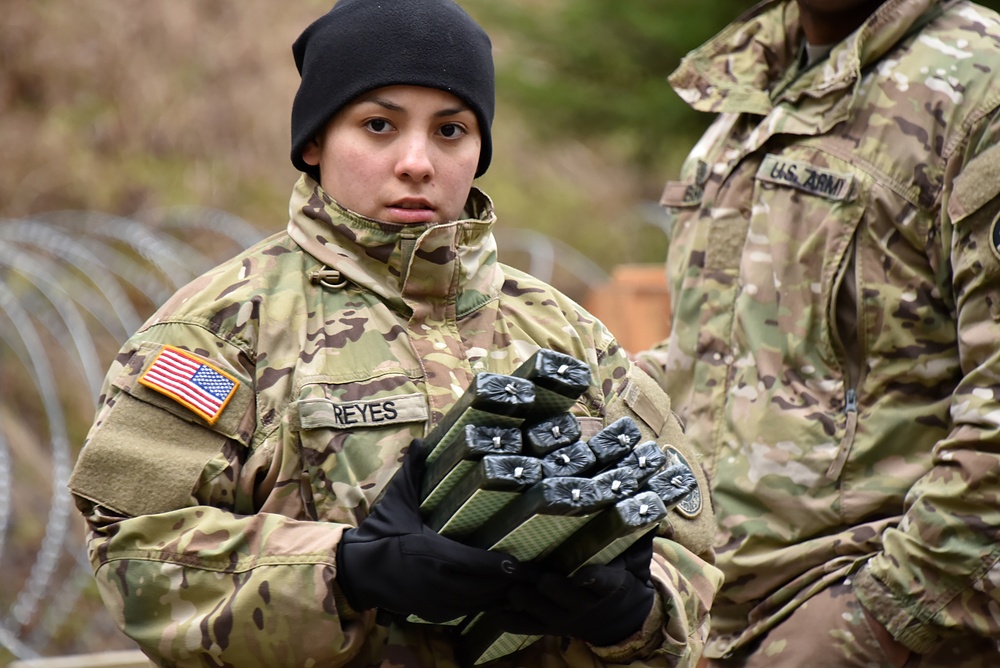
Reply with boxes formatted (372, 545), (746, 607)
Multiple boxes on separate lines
(336, 440), (533, 623)
(492, 529), (656, 646)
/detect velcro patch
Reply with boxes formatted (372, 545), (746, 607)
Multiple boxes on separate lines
(137, 345), (239, 425)
(757, 154), (854, 201)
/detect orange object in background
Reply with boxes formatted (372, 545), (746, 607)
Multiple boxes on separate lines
(584, 264), (671, 353)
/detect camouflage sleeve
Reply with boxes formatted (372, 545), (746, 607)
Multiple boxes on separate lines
(579, 335), (723, 666)
(77, 503), (364, 667)
(69, 326), (374, 667)
(853, 108), (1000, 653)
(632, 345), (672, 393)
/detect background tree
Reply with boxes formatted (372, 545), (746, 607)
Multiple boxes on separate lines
(468, 0), (749, 180)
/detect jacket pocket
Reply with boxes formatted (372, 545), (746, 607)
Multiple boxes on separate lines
(727, 150), (868, 500)
(826, 228), (863, 481)
(294, 373), (427, 522)
(71, 342), (253, 517)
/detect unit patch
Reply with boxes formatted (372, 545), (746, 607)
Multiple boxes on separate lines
(138, 345), (239, 424)
(757, 154), (854, 201)
(663, 446), (703, 518)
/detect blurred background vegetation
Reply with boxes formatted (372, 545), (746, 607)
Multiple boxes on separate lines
(1, 0), (758, 277)
(6, 0), (998, 663)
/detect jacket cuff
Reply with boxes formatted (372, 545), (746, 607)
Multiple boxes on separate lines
(852, 562), (943, 655)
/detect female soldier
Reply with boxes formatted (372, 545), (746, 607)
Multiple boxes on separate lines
(69, 1), (720, 665)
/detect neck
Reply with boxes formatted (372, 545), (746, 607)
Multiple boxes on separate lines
(797, 0), (886, 46)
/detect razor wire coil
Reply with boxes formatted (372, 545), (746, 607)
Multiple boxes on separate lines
(0, 209), (266, 661)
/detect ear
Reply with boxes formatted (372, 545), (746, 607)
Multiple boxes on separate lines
(301, 137), (322, 167)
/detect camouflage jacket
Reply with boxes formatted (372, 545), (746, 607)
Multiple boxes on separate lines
(637, 0), (1000, 658)
(69, 176), (722, 668)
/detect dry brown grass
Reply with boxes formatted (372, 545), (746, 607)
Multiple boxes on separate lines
(0, 1), (324, 219)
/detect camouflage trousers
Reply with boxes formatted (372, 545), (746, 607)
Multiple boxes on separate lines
(702, 581), (999, 668)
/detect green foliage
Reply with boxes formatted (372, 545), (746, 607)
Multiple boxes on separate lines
(465, 0), (747, 175)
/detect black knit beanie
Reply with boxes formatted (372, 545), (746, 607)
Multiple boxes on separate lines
(290, 0), (495, 179)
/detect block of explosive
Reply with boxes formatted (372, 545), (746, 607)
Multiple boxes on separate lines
(457, 491), (669, 666)
(511, 349), (592, 417)
(465, 476), (612, 563)
(422, 372), (535, 490)
(523, 412), (582, 457)
(539, 441), (597, 478)
(591, 466), (643, 504)
(586, 416), (643, 467)
(428, 454), (543, 537)
(546, 490), (667, 573)
(617, 440), (669, 486)
(420, 425), (523, 512)
(644, 462), (698, 508)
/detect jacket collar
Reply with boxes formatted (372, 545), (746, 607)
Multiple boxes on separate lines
(287, 175), (502, 316)
(669, 0), (940, 116)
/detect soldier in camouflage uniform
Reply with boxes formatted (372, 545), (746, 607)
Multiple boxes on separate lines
(637, 0), (1000, 666)
(68, 1), (721, 666)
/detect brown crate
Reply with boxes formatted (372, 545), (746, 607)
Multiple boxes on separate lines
(584, 264), (671, 352)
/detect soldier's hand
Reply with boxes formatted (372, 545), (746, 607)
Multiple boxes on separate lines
(494, 530), (656, 646)
(335, 440), (533, 623)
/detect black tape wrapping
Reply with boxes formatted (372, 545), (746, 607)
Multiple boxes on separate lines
(421, 425), (523, 502)
(524, 413), (582, 457)
(511, 349), (592, 417)
(424, 373), (536, 465)
(587, 416), (643, 465)
(591, 466), (642, 504)
(644, 463), (698, 507)
(540, 441), (597, 478)
(618, 441), (668, 486)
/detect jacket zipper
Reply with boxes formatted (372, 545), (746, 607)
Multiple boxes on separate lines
(827, 388), (858, 479)
(826, 232), (862, 481)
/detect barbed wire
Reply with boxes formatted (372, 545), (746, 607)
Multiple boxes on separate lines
(0, 210), (266, 661)
(0, 210), (610, 662)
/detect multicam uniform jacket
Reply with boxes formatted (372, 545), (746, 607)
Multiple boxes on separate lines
(69, 175), (722, 668)
(638, 0), (1000, 659)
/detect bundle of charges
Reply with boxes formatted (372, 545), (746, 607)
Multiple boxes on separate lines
(412, 349), (698, 665)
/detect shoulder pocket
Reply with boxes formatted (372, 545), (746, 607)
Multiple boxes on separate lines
(70, 343), (253, 517)
(116, 342), (253, 443)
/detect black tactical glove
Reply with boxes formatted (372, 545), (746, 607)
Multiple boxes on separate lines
(336, 440), (533, 623)
(494, 529), (656, 646)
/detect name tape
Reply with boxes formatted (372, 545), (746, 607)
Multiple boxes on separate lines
(299, 392), (428, 430)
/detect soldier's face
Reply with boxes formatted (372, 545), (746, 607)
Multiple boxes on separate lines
(302, 85), (481, 225)
(795, 0), (885, 44)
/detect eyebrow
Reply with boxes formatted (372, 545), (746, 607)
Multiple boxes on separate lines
(363, 96), (470, 118)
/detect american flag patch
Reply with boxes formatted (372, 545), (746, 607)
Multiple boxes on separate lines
(138, 346), (239, 424)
